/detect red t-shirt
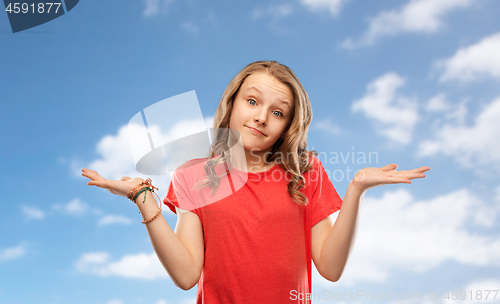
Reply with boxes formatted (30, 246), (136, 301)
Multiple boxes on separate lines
(163, 155), (343, 303)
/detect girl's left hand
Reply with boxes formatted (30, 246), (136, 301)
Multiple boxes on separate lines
(351, 164), (430, 193)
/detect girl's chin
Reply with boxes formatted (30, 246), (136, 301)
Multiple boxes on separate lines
(240, 140), (274, 153)
(243, 147), (273, 154)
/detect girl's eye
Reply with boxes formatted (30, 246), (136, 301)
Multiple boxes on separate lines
(248, 99), (283, 118)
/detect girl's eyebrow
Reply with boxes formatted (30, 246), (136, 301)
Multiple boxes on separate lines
(245, 86), (292, 109)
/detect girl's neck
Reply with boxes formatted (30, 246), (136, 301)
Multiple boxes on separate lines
(224, 131), (275, 173)
(242, 149), (275, 173)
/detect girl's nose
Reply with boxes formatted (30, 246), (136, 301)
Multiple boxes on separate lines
(254, 109), (267, 126)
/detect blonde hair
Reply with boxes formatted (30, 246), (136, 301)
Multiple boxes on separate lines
(194, 60), (318, 205)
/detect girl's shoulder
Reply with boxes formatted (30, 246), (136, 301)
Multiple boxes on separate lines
(172, 157), (209, 175)
(175, 157), (209, 170)
(173, 156), (228, 180)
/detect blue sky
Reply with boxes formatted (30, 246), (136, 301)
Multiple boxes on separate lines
(1, 0), (500, 303)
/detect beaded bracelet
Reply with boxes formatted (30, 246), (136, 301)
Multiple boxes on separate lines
(128, 178), (162, 224)
(128, 178), (158, 202)
(142, 207), (162, 224)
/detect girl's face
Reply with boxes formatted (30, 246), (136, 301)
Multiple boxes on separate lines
(229, 72), (294, 154)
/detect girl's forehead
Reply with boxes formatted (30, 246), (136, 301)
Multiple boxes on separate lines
(241, 73), (294, 102)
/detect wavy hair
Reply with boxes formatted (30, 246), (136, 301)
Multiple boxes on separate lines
(194, 60), (318, 205)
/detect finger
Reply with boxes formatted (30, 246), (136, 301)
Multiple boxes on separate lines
(87, 180), (107, 187)
(120, 176), (131, 181)
(394, 172), (426, 179)
(389, 177), (411, 184)
(381, 163), (398, 171)
(82, 172), (102, 181)
(82, 169), (106, 181)
(411, 174), (426, 179)
(399, 170), (426, 177)
(408, 166), (430, 173)
(406, 174), (425, 180)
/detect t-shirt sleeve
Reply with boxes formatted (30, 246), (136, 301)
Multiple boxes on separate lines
(163, 169), (199, 216)
(308, 156), (343, 227)
(163, 179), (180, 214)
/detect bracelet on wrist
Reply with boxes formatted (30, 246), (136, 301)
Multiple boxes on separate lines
(133, 187), (150, 203)
(141, 207), (162, 224)
(128, 178), (162, 224)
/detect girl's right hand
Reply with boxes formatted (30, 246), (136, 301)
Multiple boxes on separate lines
(81, 168), (145, 198)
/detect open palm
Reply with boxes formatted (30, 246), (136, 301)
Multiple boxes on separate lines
(81, 168), (144, 197)
(352, 164), (430, 192)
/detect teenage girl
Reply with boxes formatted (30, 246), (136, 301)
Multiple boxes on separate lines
(82, 61), (430, 303)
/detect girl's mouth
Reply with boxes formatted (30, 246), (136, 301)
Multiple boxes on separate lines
(246, 126), (266, 136)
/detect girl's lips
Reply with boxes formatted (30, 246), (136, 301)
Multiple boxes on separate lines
(246, 126), (265, 136)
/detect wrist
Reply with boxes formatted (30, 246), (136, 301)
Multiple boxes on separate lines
(127, 178), (162, 223)
(135, 191), (161, 214)
(348, 179), (366, 196)
(127, 178), (157, 202)
(133, 187), (150, 203)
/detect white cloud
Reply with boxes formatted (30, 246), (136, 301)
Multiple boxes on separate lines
(417, 97), (500, 170)
(444, 99), (469, 125)
(98, 215), (133, 226)
(204, 116), (214, 129)
(86, 118), (208, 179)
(177, 298), (198, 304)
(22, 199), (105, 223)
(251, 0), (345, 20)
(143, 0), (173, 18)
(83, 114), (213, 188)
(21, 205), (45, 221)
(425, 94), (469, 126)
(425, 93), (452, 112)
(341, 0), (474, 48)
(315, 187), (500, 286)
(0, 245), (25, 261)
(85, 125), (140, 181)
(81, 115), (214, 203)
(312, 118), (342, 136)
(351, 73), (418, 144)
(52, 198), (88, 216)
(298, 0), (346, 17)
(457, 279), (500, 304)
(436, 32), (500, 82)
(106, 300), (123, 304)
(74, 251), (167, 280)
(399, 279), (500, 304)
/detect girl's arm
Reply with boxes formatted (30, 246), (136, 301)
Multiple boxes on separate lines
(82, 169), (204, 290)
(311, 182), (364, 282)
(137, 191), (204, 290)
(311, 164), (429, 282)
